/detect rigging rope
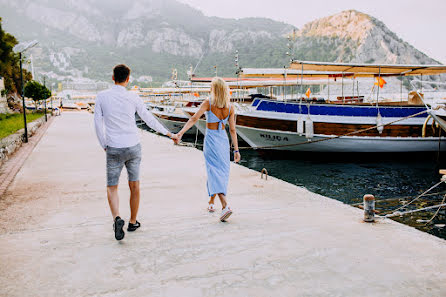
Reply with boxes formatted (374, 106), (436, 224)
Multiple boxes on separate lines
(385, 203), (446, 218)
(349, 191), (446, 206)
(425, 194), (446, 225)
(383, 180), (444, 215)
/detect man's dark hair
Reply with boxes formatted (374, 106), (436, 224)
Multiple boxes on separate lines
(113, 64), (131, 83)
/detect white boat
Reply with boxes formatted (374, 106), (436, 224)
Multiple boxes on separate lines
(151, 107), (198, 136)
(184, 61), (446, 152)
(234, 109), (443, 152)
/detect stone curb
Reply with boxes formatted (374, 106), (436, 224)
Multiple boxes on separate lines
(0, 115), (54, 198)
(0, 115), (49, 167)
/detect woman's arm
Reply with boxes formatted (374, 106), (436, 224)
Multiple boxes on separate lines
(228, 105), (240, 163)
(177, 100), (210, 139)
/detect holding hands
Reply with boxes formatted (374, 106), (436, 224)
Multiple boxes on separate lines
(168, 132), (181, 145)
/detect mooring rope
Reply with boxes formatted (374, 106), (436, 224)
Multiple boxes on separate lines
(349, 191), (446, 206)
(385, 203), (446, 218)
(383, 180), (445, 216)
(424, 194), (446, 225)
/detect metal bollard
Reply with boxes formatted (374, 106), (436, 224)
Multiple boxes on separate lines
(261, 168), (268, 180)
(363, 194), (375, 222)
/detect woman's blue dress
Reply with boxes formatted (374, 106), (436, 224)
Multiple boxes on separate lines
(203, 104), (231, 197)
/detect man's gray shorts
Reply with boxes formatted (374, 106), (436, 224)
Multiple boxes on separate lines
(106, 143), (141, 186)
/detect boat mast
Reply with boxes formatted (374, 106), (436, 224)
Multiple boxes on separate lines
(400, 75), (403, 102)
(235, 50), (240, 102)
(352, 76), (355, 100)
(376, 66), (381, 108)
(327, 76), (330, 101)
(421, 74), (423, 93)
(300, 63), (303, 104)
(283, 66), (287, 101)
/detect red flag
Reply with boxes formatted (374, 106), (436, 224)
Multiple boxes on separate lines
(305, 87), (311, 98)
(374, 77), (387, 88)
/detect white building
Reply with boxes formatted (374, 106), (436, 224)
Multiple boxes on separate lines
(0, 76), (8, 113)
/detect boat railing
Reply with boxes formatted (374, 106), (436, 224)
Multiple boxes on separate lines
(410, 80), (446, 110)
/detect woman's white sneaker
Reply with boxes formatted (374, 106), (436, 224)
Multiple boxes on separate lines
(208, 203), (215, 213)
(220, 206), (232, 222)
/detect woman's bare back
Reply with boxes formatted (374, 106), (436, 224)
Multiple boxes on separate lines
(209, 102), (230, 120)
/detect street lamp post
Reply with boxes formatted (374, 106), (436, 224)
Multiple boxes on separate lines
(43, 76), (47, 122)
(51, 84), (54, 115)
(19, 52), (28, 142)
(14, 40), (38, 143)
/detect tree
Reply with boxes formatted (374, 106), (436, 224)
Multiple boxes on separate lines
(0, 17), (32, 96)
(24, 81), (51, 111)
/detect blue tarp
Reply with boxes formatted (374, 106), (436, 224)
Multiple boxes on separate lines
(252, 99), (427, 118)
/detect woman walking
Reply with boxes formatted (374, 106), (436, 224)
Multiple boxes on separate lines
(177, 77), (240, 222)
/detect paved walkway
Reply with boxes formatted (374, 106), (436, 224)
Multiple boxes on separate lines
(0, 112), (445, 297)
(0, 116), (54, 197)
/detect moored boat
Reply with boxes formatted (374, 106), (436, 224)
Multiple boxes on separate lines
(185, 61), (446, 152)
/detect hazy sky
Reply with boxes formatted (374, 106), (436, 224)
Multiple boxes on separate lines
(179, 0), (446, 63)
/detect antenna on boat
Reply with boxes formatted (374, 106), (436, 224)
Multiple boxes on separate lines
(171, 68), (178, 87)
(187, 66), (193, 80)
(235, 50), (241, 102)
(286, 33), (295, 64)
(285, 35), (295, 101)
(192, 52), (205, 77)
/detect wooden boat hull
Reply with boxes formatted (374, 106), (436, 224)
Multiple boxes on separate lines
(183, 107), (445, 152)
(235, 111), (444, 152)
(236, 125), (444, 152)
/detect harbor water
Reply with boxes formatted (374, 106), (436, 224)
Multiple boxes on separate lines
(239, 149), (446, 240)
(142, 125), (446, 240)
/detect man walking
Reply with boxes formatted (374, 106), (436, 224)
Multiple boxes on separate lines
(94, 64), (177, 240)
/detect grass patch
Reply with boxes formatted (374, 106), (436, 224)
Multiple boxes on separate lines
(0, 112), (46, 140)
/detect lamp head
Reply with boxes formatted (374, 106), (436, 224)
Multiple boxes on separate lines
(13, 40), (38, 53)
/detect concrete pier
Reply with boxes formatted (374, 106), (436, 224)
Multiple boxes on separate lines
(1, 112), (446, 296)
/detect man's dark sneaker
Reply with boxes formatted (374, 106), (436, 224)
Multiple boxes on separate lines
(127, 220), (141, 232)
(113, 216), (125, 240)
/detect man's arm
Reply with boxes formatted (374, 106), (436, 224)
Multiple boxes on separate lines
(135, 96), (171, 137)
(94, 97), (106, 149)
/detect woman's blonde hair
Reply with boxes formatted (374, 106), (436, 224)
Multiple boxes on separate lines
(210, 77), (230, 108)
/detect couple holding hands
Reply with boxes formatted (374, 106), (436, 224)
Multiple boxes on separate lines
(94, 64), (240, 240)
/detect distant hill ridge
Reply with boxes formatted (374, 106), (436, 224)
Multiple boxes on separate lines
(0, 1), (439, 85)
(293, 10), (438, 65)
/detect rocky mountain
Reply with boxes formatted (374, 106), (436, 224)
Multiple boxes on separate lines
(0, 0), (293, 85)
(289, 10), (443, 93)
(0, 2), (441, 89)
(292, 10), (438, 65)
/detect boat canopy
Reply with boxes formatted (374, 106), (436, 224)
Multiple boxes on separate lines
(240, 68), (354, 79)
(139, 87), (210, 94)
(192, 76), (345, 88)
(290, 60), (446, 76)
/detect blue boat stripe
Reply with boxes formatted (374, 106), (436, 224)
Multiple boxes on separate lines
(256, 101), (427, 118)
